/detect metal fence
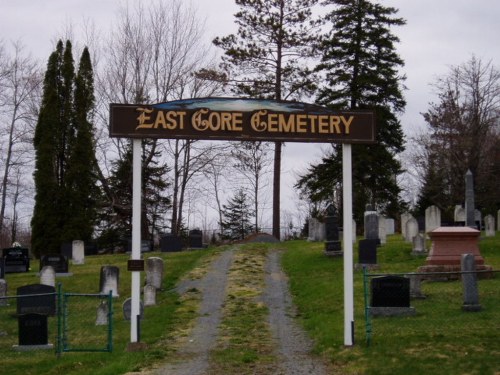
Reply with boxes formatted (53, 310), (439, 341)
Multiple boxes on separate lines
(0, 285), (113, 355)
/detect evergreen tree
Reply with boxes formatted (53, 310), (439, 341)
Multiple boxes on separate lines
(220, 189), (255, 241)
(214, 0), (319, 239)
(296, 0), (407, 223)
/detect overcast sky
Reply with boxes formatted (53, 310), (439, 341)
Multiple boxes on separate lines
(2, 0), (499, 225)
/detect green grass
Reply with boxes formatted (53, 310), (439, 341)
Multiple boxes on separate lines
(281, 234), (500, 375)
(0, 248), (214, 375)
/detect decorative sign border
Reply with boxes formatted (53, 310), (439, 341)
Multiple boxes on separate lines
(109, 97), (376, 144)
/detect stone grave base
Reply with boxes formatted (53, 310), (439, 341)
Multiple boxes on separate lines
(462, 303), (482, 312)
(324, 250), (343, 257)
(354, 263), (379, 271)
(36, 272), (73, 277)
(411, 251), (427, 257)
(417, 264), (493, 281)
(12, 343), (54, 351)
(370, 307), (416, 317)
(126, 342), (148, 352)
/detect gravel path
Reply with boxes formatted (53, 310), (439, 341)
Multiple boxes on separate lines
(149, 247), (328, 375)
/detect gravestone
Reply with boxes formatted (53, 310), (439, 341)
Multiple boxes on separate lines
(39, 254), (69, 274)
(143, 284), (156, 306)
(324, 204), (342, 256)
(60, 242), (72, 260)
(465, 170), (476, 228)
(99, 266), (119, 297)
(355, 239), (378, 270)
(454, 205), (465, 224)
(308, 217), (325, 242)
(497, 209), (500, 231)
(370, 276), (415, 317)
(72, 240), (85, 265)
(461, 253), (481, 312)
(378, 217), (387, 245)
(400, 213), (413, 238)
(425, 205), (441, 233)
(386, 218), (395, 235)
(160, 234), (183, 252)
(17, 313), (51, 347)
(39, 266), (55, 287)
(412, 233), (426, 255)
(407, 273), (426, 299)
(17, 284), (56, 316)
(127, 239), (153, 253)
(189, 229), (203, 248)
(122, 298), (144, 321)
(95, 300), (109, 325)
(0, 279), (7, 306)
(145, 257), (164, 290)
(405, 217), (419, 243)
(0, 257), (4, 278)
(364, 206), (379, 241)
(3, 247), (30, 273)
(484, 215), (495, 237)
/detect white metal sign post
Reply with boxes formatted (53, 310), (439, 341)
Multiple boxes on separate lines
(110, 98), (375, 346)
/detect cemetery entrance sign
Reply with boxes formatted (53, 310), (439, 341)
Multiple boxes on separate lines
(110, 98), (375, 143)
(109, 97), (376, 347)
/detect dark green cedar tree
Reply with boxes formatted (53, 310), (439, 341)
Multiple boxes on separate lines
(220, 188), (255, 241)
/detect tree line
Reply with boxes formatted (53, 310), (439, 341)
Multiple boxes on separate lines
(0, 0), (498, 254)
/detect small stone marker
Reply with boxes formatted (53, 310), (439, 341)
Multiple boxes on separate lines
(123, 298), (144, 321)
(16, 313), (53, 349)
(100, 266), (119, 297)
(146, 257), (164, 290)
(405, 217), (419, 243)
(461, 253), (481, 312)
(484, 215), (495, 237)
(0, 279), (7, 306)
(72, 240), (85, 264)
(143, 284), (156, 306)
(370, 276), (415, 317)
(95, 300), (109, 326)
(425, 205), (441, 233)
(39, 266), (55, 287)
(412, 233), (426, 255)
(16, 284), (56, 316)
(408, 273), (426, 299)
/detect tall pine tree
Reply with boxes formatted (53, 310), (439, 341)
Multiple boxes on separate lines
(214, 0), (319, 239)
(296, 0), (407, 223)
(220, 189), (255, 241)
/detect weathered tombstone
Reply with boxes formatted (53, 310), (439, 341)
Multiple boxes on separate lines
(308, 217), (325, 242)
(39, 254), (69, 274)
(72, 240), (85, 265)
(474, 209), (482, 229)
(454, 205), (465, 224)
(408, 273), (426, 299)
(411, 233), (426, 255)
(160, 234), (183, 252)
(497, 209), (500, 231)
(356, 239), (378, 270)
(17, 313), (51, 347)
(425, 205), (441, 233)
(378, 217), (387, 245)
(16, 284), (56, 316)
(465, 170), (476, 228)
(400, 213), (413, 238)
(405, 217), (419, 243)
(143, 284), (156, 306)
(484, 215), (495, 237)
(95, 300), (109, 326)
(145, 257), (164, 290)
(39, 266), (55, 287)
(385, 218), (395, 235)
(122, 298), (144, 321)
(364, 206), (379, 242)
(189, 229), (203, 248)
(3, 247), (30, 273)
(0, 279), (7, 306)
(370, 276), (415, 316)
(99, 266), (119, 297)
(461, 253), (481, 312)
(324, 204), (342, 256)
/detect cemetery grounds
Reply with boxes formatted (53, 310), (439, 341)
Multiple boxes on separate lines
(0, 234), (499, 374)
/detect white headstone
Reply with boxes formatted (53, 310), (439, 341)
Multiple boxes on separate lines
(405, 217), (419, 243)
(425, 205), (441, 233)
(308, 217), (325, 242)
(143, 284), (156, 306)
(378, 216), (387, 245)
(95, 300), (109, 325)
(412, 233), (426, 255)
(40, 266), (56, 287)
(100, 266), (119, 297)
(484, 214), (495, 237)
(401, 213), (413, 237)
(386, 218), (395, 235)
(146, 257), (164, 290)
(72, 240), (85, 265)
(454, 205), (465, 223)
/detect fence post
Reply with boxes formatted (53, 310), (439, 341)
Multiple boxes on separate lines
(363, 267), (372, 346)
(57, 283), (63, 357)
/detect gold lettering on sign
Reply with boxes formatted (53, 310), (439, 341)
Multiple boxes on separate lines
(251, 110), (268, 132)
(136, 107), (154, 129)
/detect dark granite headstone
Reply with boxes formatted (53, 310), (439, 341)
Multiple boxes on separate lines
(17, 284), (56, 316)
(324, 204), (342, 255)
(371, 276), (410, 308)
(40, 254), (69, 274)
(358, 239), (378, 264)
(18, 313), (48, 345)
(364, 212), (379, 242)
(0, 257), (4, 278)
(60, 242), (73, 260)
(3, 247), (30, 273)
(188, 230), (203, 248)
(122, 298), (144, 321)
(160, 234), (183, 252)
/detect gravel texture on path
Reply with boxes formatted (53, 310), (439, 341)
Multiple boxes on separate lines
(262, 249), (328, 375)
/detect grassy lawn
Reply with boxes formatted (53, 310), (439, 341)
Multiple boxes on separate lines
(281, 233), (500, 375)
